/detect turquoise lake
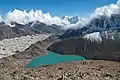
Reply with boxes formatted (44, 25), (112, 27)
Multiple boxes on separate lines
(26, 52), (86, 68)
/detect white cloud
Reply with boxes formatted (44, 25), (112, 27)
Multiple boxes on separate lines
(68, 0), (120, 29)
(117, 0), (120, 6)
(90, 0), (120, 19)
(63, 18), (86, 30)
(4, 9), (70, 27)
(0, 15), (2, 22)
(2, 0), (120, 29)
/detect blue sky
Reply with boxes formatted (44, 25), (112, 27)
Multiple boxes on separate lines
(0, 0), (118, 17)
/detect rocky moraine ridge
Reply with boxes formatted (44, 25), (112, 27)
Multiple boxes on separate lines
(0, 34), (51, 59)
(0, 60), (120, 80)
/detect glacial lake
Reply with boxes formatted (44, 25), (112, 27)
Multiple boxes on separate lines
(26, 52), (86, 68)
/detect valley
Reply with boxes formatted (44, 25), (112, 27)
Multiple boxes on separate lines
(0, 0), (120, 79)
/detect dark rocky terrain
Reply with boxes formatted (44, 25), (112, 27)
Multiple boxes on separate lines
(48, 37), (120, 62)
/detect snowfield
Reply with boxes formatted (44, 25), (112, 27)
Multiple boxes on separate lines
(0, 34), (51, 59)
(84, 32), (102, 41)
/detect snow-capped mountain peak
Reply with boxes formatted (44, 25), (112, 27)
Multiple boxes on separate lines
(0, 9), (87, 29)
(3, 9), (70, 27)
(62, 16), (83, 24)
(62, 16), (69, 20)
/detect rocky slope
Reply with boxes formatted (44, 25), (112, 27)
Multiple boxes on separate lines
(0, 60), (120, 80)
(48, 37), (120, 62)
(0, 22), (36, 40)
(0, 22), (64, 40)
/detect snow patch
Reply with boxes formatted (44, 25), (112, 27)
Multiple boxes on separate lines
(84, 32), (102, 41)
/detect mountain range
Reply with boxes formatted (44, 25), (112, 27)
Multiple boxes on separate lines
(1, 0), (120, 41)
(48, 0), (120, 62)
(59, 0), (120, 40)
(0, 9), (84, 27)
(0, 21), (64, 40)
(59, 14), (120, 40)
(0, 9), (86, 40)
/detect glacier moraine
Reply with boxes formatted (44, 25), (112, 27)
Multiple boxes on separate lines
(0, 34), (52, 59)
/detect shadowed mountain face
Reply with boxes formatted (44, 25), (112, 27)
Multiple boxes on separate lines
(50, 14), (120, 62)
(0, 22), (64, 40)
(59, 14), (120, 39)
(27, 22), (64, 34)
(48, 37), (120, 62)
(0, 24), (17, 40)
